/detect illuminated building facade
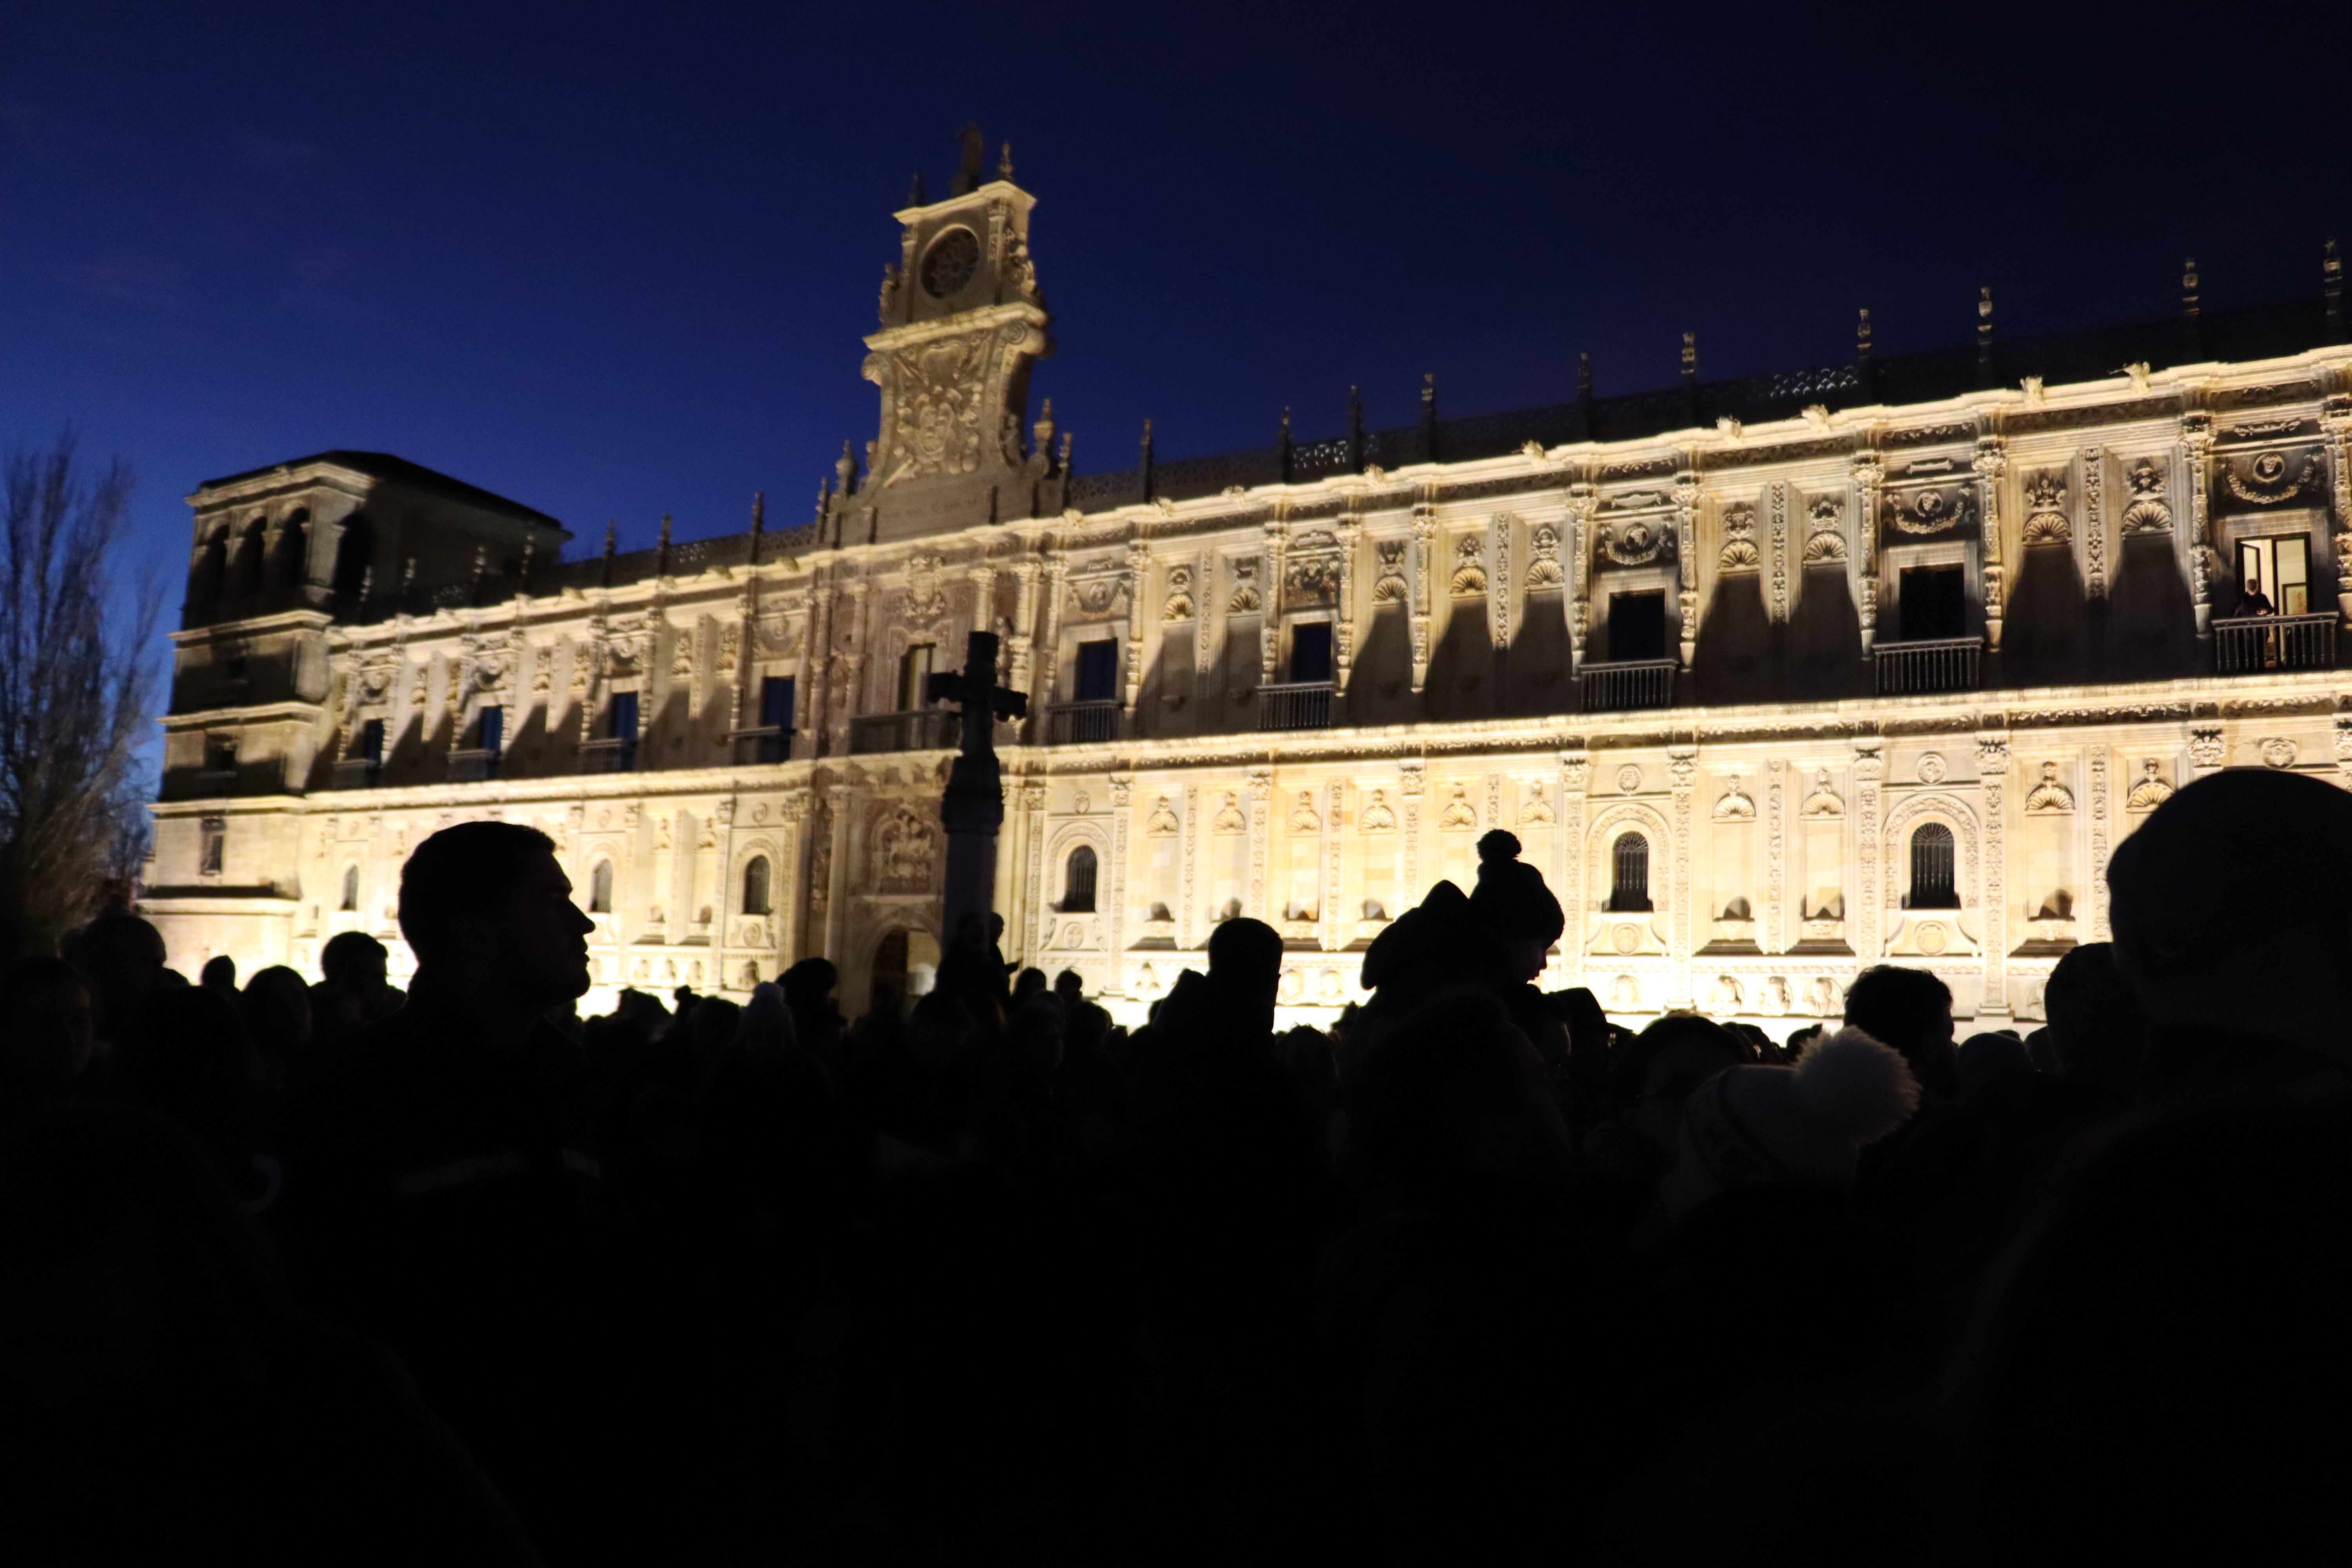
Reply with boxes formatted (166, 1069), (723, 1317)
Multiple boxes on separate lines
(147, 162), (2352, 1024)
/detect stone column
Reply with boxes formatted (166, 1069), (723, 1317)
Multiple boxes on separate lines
(775, 795), (804, 975)
(1853, 455), (1884, 657)
(1853, 742), (1883, 960)
(1245, 767), (1272, 919)
(1019, 782), (1049, 965)
(1410, 505), (1436, 693)
(1668, 746), (1696, 1007)
(1673, 477), (1700, 671)
(1976, 733), (2011, 1020)
(1179, 784), (1200, 951)
(1007, 558), (1041, 697)
(2182, 412), (2216, 641)
(1107, 775), (1133, 994)
(821, 786), (851, 962)
(1036, 557), (1069, 719)
(1974, 437), (2008, 650)
(1561, 750), (1590, 984)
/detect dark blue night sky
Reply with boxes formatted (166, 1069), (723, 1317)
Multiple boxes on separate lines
(5, 0), (2349, 583)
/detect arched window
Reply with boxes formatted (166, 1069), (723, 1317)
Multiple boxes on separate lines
(1608, 832), (1652, 911)
(233, 518), (268, 596)
(339, 864), (360, 912)
(1062, 844), (1098, 912)
(1909, 823), (1958, 908)
(742, 855), (771, 916)
(589, 859), (614, 914)
(189, 525), (229, 608)
(278, 509), (311, 587)
(330, 513), (374, 597)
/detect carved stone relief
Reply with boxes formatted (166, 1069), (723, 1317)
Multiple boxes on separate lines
(1718, 503), (1761, 571)
(1802, 496), (1848, 562)
(2121, 459), (2173, 534)
(2124, 759), (2174, 811)
(1449, 537), (1487, 597)
(1371, 540), (1409, 603)
(2022, 762), (2076, 814)
(2021, 473), (2071, 546)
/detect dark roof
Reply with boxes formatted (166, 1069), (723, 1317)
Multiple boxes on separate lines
(1066, 292), (2344, 510)
(197, 450), (564, 530)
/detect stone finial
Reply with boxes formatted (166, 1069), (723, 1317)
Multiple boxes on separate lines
(835, 439), (858, 497)
(998, 140), (1014, 181)
(1577, 349), (1593, 394)
(1681, 332), (1697, 379)
(1857, 307), (1874, 358)
(602, 520), (617, 557)
(906, 170), (926, 207)
(2182, 257), (2200, 318)
(2327, 238), (2345, 341)
(951, 123), (984, 196)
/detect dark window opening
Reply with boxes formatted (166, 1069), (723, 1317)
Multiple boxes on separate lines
(757, 675), (795, 762)
(1076, 639), (1120, 702)
(1063, 845), (1098, 912)
(2236, 534), (2311, 617)
(742, 855), (771, 916)
(1909, 822), (1958, 908)
(478, 705), (504, 758)
(1290, 622), (1334, 684)
(610, 691), (638, 768)
(1608, 591), (1668, 661)
(589, 860), (614, 913)
(1899, 566), (1967, 640)
(339, 865), (359, 911)
(330, 515), (374, 597)
(1609, 833), (1652, 911)
(199, 819), (225, 876)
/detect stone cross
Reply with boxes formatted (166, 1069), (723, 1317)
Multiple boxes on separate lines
(927, 630), (1029, 938)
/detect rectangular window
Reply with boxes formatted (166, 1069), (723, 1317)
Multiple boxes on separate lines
(1899, 566), (1967, 640)
(478, 704), (504, 757)
(1076, 639), (1120, 702)
(900, 644), (936, 711)
(611, 691), (638, 768)
(760, 675), (795, 730)
(2236, 534), (2311, 616)
(200, 817), (225, 876)
(1608, 591), (1668, 661)
(1289, 622), (1333, 684)
(359, 718), (385, 764)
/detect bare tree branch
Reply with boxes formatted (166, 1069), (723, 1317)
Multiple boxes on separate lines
(0, 431), (161, 960)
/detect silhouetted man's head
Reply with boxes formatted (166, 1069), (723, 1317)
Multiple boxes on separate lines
(2109, 768), (2352, 1055)
(318, 931), (389, 996)
(1844, 964), (1956, 1100)
(399, 822), (592, 1008)
(1053, 968), (1085, 1004)
(1207, 917), (1284, 1011)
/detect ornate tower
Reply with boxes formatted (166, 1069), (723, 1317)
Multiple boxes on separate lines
(857, 132), (1053, 541)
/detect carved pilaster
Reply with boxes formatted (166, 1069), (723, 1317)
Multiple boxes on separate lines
(1977, 734), (2010, 1016)
(1853, 454), (1885, 655)
(1566, 485), (1597, 670)
(1409, 506), (1436, 693)
(1007, 558), (1040, 697)
(1668, 746), (1696, 1007)
(1768, 482), (1790, 623)
(1561, 751), (1589, 983)
(1335, 517), (1362, 695)
(2083, 447), (2107, 601)
(1245, 767), (1272, 919)
(1324, 779), (1345, 954)
(1192, 548), (1214, 695)
(2182, 412), (2216, 639)
(1108, 775), (1132, 992)
(1854, 741), (1884, 958)
(1020, 782), (1048, 964)
(1179, 784), (1200, 951)
(1489, 513), (1513, 650)
(1400, 761), (1425, 904)
(2322, 395), (2352, 626)
(1036, 556), (1069, 718)
(2088, 754), (2111, 941)
(1672, 476), (1700, 670)
(1766, 757), (1787, 954)
(1973, 437), (2008, 649)
(1124, 540), (1150, 710)
(1261, 517), (1286, 686)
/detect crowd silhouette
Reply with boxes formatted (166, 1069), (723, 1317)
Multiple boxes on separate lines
(4, 767), (2350, 1563)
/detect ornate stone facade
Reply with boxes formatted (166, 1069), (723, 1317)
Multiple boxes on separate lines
(147, 162), (2352, 1022)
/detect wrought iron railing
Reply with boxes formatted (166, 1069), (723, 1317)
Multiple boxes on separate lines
(1875, 637), (1981, 695)
(446, 748), (500, 782)
(2215, 612), (2336, 674)
(331, 758), (381, 789)
(849, 709), (958, 754)
(731, 726), (793, 765)
(1046, 701), (1123, 745)
(1579, 659), (1678, 711)
(579, 737), (638, 773)
(1258, 681), (1335, 731)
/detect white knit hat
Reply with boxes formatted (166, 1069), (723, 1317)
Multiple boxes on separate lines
(1653, 1027), (1919, 1229)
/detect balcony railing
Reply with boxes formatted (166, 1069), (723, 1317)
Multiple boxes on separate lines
(447, 748), (501, 783)
(579, 737), (638, 773)
(1046, 701), (1123, 745)
(849, 709), (958, 754)
(1580, 659), (1678, 711)
(1875, 637), (1980, 696)
(730, 726), (794, 764)
(331, 758), (381, 789)
(1258, 681), (1335, 731)
(2215, 612), (2337, 674)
